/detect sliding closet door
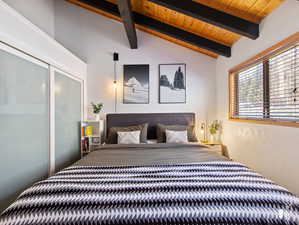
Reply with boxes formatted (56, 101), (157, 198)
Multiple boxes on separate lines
(0, 45), (49, 212)
(55, 70), (82, 172)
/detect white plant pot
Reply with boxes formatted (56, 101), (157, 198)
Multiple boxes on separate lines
(210, 132), (220, 143)
(95, 114), (100, 121)
(210, 134), (216, 143)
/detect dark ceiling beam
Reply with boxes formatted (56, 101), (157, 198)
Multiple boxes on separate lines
(117, 0), (138, 49)
(73, 0), (231, 57)
(148, 0), (259, 40)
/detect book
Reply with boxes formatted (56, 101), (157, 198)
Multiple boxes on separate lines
(86, 126), (93, 136)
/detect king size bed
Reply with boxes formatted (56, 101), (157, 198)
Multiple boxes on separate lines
(0, 113), (298, 225)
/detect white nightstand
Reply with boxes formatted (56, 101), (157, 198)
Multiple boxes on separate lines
(81, 120), (104, 157)
(202, 142), (224, 156)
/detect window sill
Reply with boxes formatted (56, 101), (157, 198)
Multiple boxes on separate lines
(228, 118), (299, 128)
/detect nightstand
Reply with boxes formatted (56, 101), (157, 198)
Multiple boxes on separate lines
(202, 142), (224, 156)
(81, 120), (104, 158)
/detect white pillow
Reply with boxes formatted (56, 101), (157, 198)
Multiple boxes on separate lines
(166, 129), (188, 143)
(147, 139), (158, 144)
(117, 130), (141, 144)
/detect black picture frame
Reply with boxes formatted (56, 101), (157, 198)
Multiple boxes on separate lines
(159, 63), (186, 104)
(123, 64), (150, 104)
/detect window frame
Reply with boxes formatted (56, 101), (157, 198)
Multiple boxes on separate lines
(229, 32), (299, 128)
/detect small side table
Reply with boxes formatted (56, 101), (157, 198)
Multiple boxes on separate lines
(202, 142), (224, 156)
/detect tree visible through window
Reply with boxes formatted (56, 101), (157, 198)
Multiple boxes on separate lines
(269, 46), (299, 121)
(238, 63), (263, 119)
(229, 40), (299, 125)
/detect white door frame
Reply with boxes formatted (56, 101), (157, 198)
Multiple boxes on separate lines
(0, 41), (53, 175)
(49, 66), (84, 175)
(0, 41), (85, 176)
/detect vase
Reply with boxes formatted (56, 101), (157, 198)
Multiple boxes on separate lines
(210, 134), (216, 143)
(210, 132), (220, 143)
(95, 114), (100, 121)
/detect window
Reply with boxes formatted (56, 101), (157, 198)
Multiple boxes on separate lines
(269, 46), (299, 121)
(237, 63), (264, 119)
(229, 33), (299, 127)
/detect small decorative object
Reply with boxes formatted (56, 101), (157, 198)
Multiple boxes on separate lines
(209, 120), (221, 143)
(91, 102), (103, 121)
(159, 64), (186, 104)
(91, 137), (100, 144)
(81, 137), (89, 153)
(123, 64), (149, 104)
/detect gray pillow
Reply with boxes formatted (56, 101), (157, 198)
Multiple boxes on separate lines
(106, 123), (148, 144)
(156, 123), (198, 143)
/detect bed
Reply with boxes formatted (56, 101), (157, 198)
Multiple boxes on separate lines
(0, 113), (298, 225)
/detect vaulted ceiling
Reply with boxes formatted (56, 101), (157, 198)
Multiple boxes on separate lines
(65, 0), (285, 58)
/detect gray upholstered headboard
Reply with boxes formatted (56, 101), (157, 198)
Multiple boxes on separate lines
(106, 113), (195, 139)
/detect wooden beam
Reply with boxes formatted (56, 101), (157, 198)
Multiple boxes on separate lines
(117, 0), (137, 49)
(134, 13), (230, 57)
(66, 0), (231, 57)
(148, 0), (259, 40)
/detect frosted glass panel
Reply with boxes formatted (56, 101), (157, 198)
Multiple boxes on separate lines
(0, 49), (49, 212)
(55, 72), (81, 172)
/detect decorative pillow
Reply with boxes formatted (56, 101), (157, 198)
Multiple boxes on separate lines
(117, 130), (141, 144)
(156, 124), (198, 143)
(166, 130), (188, 143)
(106, 123), (148, 144)
(146, 139), (158, 144)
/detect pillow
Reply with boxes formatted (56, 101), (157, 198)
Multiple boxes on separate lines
(106, 123), (148, 144)
(146, 139), (158, 144)
(166, 130), (188, 143)
(156, 123), (198, 143)
(117, 130), (141, 144)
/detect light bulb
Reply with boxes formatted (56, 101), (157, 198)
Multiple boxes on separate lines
(113, 80), (117, 89)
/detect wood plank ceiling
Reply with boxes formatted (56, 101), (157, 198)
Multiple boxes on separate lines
(66, 0), (285, 58)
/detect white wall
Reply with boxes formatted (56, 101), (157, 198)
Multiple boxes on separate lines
(54, 1), (217, 123)
(0, 0), (86, 79)
(216, 0), (299, 196)
(0, 0), (87, 119)
(3, 0), (55, 38)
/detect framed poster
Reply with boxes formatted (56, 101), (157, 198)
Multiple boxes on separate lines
(159, 64), (186, 104)
(123, 64), (149, 104)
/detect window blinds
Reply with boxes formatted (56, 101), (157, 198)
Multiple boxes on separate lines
(269, 46), (299, 121)
(230, 44), (299, 123)
(237, 63), (264, 119)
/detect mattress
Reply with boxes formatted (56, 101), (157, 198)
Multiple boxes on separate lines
(74, 143), (227, 166)
(1, 144), (298, 225)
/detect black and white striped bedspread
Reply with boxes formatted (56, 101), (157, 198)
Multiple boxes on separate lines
(1, 161), (299, 225)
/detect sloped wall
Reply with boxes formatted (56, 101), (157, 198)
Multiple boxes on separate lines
(54, 0), (217, 125)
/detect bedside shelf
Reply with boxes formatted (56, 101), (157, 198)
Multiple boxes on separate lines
(81, 121), (104, 157)
(82, 135), (100, 138)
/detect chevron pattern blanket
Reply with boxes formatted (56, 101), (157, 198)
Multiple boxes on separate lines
(1, 161), (298, 225)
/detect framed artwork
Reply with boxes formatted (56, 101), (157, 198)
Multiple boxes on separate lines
(159, 64), (186, 104)
(123, 64), (149, 104)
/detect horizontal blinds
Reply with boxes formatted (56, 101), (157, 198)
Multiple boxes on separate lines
(229, 73), (238, 118)
(269, 45), (299, 121)
(230, 41), (299, 124)
(236, 63), (264, 119)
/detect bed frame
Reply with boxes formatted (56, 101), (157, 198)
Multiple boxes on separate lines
(106, 113), (195, 139)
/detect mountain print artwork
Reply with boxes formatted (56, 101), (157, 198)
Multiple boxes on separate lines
(123, 65), (149, 104)
(159, 64), (186, 104)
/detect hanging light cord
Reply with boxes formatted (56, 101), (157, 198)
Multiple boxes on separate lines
(114, 60), (117, 113)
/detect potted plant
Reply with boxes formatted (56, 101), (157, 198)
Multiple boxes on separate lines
(91, 102), (103, 121)
(209, 120), (221, 143)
